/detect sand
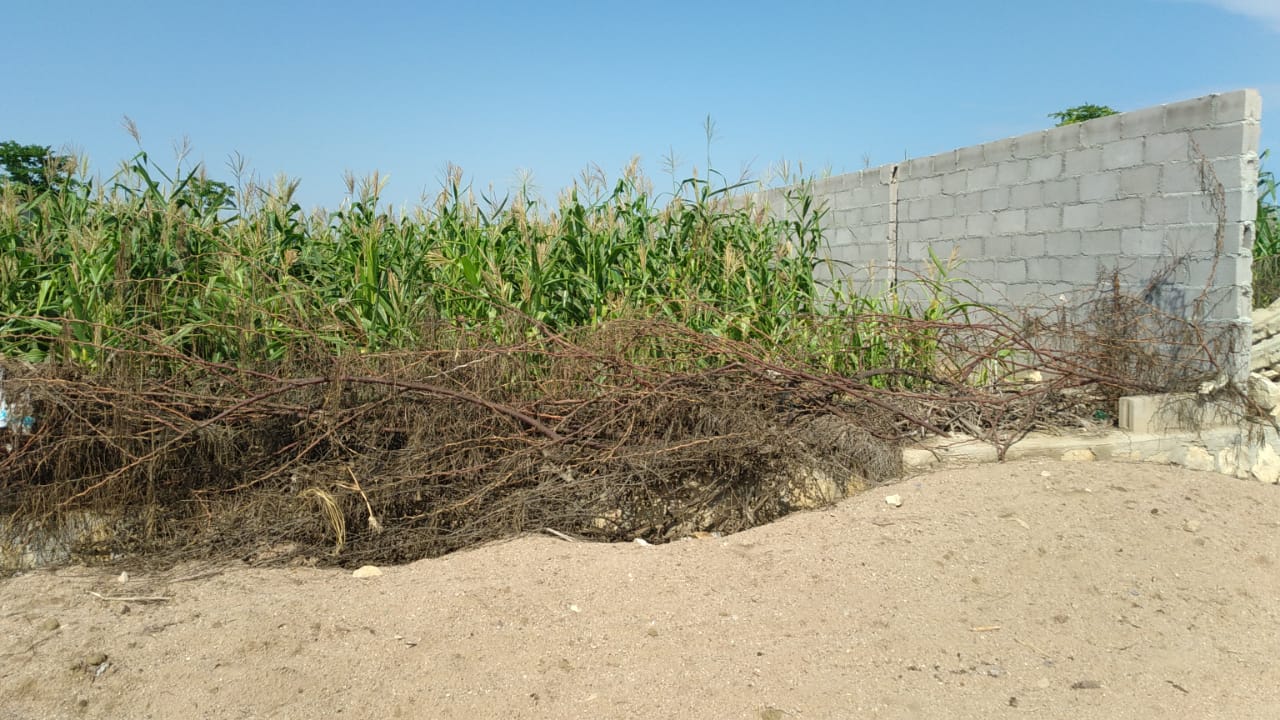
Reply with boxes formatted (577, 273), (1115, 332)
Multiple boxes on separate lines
(2, 459), (1278, 719)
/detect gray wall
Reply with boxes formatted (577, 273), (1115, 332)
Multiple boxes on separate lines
(756, 90), (1261, 380)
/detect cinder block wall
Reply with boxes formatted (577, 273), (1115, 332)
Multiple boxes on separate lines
(757, 90), (1261, 381)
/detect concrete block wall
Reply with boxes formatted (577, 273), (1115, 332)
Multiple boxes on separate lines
(756, 90), (1262, 381)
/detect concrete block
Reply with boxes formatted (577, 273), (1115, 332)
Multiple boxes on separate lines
(981, 187), (1011, 212)
(1213, 89), (1264, 124)
(1188, 123), (1256, 160)
(1026, 206), (1060, 233)
(1079, 172), (1121, 202)
(919, 218), (942, 241)
(954, 191), (982, 214)
(898, 177), (922, 199)
(1060, 256), (1100, 282)
(955, 145), (985, 171)
(1119, 166), (1161, 197)
(1026, 257), (1062, 281)
(931, 151), (959, 175)
(905, 241), (933, 260)
(1064, 147), (1103, 175)
(965, 259), (997, 279)
(1012, 131), (1047, 159)
(1213, 89), (1262, 124)
(830, 227), (856, 249)
(903, 197), (929, 222)
(967, 165), (998, 190)
(965, 213), (994, 236)
(1145, 132), (1191, 164)
(1063, 202), (1102, 229)
(1012, 233), (1047, 257)
(994, 209), (1027, 234)
(983, 138), (1016, 163)
(1042, 178), (1079, 205)
(985, 234), (1014, 256)
(850, 186), (880, 206)
(1119, 105), (1166, 139)
(929, 194), (956, 217)
(1164, 94), (1216, 131)
(1143, 195), (1191, 225)
(1101, 138), (1145, 170)
(1080, 229), (1122, 255)
(941, 171), (967, 195)
(1009, 183), (1042, 209)
(996, 160), (1028, 185)
(1117, 393), (1235, 433)
(1159, 161), (1206, 194)
(1080, 113), (1124, 145)
(1027, 155), (1064, 182)
(1210, 156), (1255, 192)
(939, 216), (966, 239)
(1044, 231), (1082, 256)
(956, 235), (984, 258)
(918, 176), (943, 197)
(902, 156), (933, 179)
(1045, 124), (1083, 152)
(1189, 191), (1250, 225)
(897, 221), (920, 243)
(996, 259), (1027, 282)
(1099, 198), (1144, 228)
(879, 164), (898, 184)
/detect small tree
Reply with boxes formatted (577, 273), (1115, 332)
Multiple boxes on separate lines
(1049, 104), (1119, 127)
(0, 140), (76, 192)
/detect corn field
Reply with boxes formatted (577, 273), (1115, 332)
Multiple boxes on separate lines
(0, 152), (973, 379)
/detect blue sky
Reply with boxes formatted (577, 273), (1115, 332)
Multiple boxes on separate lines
(3, 0), (1278, 210)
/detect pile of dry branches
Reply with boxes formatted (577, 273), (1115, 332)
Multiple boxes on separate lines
(0, 274), (1237, 569)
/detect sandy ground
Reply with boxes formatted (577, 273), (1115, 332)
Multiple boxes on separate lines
(2, 459), (1278, 720)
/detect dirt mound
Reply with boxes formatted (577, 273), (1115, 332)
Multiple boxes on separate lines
(2, 459), (1277, 719)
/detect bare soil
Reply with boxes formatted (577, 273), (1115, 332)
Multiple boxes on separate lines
(2, 459), (1278, 720)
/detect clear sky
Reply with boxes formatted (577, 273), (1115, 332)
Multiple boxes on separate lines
(4, 0), (1278, 210)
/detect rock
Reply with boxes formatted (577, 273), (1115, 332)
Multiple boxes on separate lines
(117, 571), (129, 583)
(1179, 446), (1216, 473)
(1248, 373), (1280, 413)
(1183, 519), (1202, 533)
(39, 617), (59, 632)
(884, 494), (902, 507)
(351, 565), (382, 578)
(82, 652), (108, 668)
(1061, 448), (1096, 462)
(781, 466), (844, 511)
(1252, 442), (1280, 484)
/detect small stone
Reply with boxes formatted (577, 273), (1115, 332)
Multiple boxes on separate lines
(1039, 471), (1052, 478)
(1036, 678), (1051, 689)
(1061, 448), (1096, 462)
(1183, 519), (1202, 533)
(1070, 679), (1103, 690)
(83, 652), (108, 667)
(568, 604), (581, 613)
(884, 494), (903, 507)
(633, 538), (650, 546)
(118, 604), (131, 616)
(39, 618), (60, 632)
(984, 663), (1006, 677)
(351, 565), (383, 578)
(117, 571), (129, 583)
